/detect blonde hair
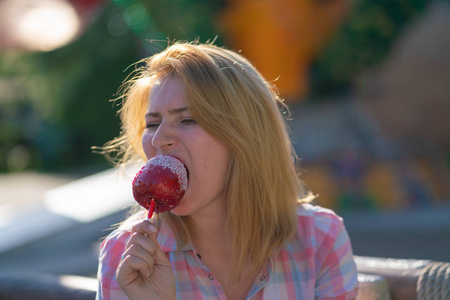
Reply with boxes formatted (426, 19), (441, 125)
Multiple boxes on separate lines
(103, 41), (311, 282)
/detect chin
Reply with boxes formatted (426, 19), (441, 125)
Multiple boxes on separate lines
(169, 204), (191, 216)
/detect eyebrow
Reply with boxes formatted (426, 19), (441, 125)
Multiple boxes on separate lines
(145, 106), (188, 118)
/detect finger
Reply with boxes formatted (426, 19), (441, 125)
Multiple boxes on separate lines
(130, 220), (170, 268)
(119, 254), (152, 281)
(126, 232), (158, 258)
(122, 243), (156, 274)
(130, 219), (158, 237)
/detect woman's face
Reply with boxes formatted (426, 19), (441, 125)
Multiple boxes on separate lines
(142, 77), (231, 217)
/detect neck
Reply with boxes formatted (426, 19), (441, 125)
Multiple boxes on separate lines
(189, 207), (231, 256)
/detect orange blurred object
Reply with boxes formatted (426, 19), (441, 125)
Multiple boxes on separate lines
(219, 0), (350, 101)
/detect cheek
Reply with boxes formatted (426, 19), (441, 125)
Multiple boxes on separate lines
(141, 132), (155, 160)
(198, 141), (231, 183)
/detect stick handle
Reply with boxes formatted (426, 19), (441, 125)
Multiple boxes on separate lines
(147, 200), (156, 219)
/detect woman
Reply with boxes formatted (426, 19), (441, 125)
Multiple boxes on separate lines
(96, 42), (358, 300)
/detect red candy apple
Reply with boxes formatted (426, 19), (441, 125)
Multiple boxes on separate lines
(132, 155), (188, 218)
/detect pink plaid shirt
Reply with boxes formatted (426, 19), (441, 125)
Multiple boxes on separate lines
(96, 204), (358, 299)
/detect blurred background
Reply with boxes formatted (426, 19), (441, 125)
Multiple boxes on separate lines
(0, 0), (449, 281)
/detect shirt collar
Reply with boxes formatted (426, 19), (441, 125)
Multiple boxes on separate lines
(157, 217), (194, 253)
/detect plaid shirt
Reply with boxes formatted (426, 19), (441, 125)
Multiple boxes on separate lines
(96, 204), (358, 299)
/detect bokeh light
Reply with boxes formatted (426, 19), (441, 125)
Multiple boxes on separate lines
(1, 0), (81, 52)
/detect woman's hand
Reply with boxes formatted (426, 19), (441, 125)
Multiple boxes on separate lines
(117, 220), (176, 300)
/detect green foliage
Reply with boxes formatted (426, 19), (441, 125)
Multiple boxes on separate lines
(0, 0), (225, 173)
(112, 0), (226, 51)
(310, 0), (429, 98)
(0, 3), (140, 172)
(140, 0), (225, 42)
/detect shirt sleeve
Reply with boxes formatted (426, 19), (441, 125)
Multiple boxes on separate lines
(313, 209), (359, 300)
(96, 229), (131, 300)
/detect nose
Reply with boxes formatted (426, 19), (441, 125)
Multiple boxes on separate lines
(151, 121), (177, 151)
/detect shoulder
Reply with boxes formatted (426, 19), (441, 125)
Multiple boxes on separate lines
(293, 203), (357, 275)
(295, 202), (352, 257)
(297, 202), (343, 223)
(99, 227), (131, 260)
(286, 203), (351, 264)
(296, 203), (346, 245)
(293, 203), (358, 299)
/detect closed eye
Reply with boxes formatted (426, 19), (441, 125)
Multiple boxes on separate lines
(145, 122), (160, 129)
(181, 118), (197, 125)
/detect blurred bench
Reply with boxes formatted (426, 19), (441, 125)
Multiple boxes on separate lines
(355, 256), (450, 300)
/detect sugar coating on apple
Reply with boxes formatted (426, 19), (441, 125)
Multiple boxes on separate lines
(132, 155), (188, 213)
